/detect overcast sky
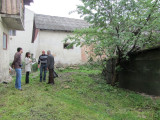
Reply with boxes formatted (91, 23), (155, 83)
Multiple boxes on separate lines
(26, 0), (83, 19)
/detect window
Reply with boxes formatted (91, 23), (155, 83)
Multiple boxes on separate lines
(3, 33), (7, 50)
(9, 30), (16, 36)
(63, 43), (73, 49)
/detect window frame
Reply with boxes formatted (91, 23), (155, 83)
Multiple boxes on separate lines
(63, 43), (74, 49)
(3, 33), (7, 50)
(9, 30), (16, 36)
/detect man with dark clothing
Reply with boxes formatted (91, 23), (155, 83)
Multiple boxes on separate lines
(38, 50), (48, 82)
(12, 47), (23, 90)
(47, 50), (54, 84)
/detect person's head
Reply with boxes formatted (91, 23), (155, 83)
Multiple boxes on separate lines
(25, 52), (31, 58)
(47, 50), (51, 55)
(17, 47), (23, 54)
(42, 50), (45, 55)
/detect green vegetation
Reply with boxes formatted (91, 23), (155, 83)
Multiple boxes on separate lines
(0, 66), (160, 120)
(32, 63), (38, 72)
(66, 0), (160, 84)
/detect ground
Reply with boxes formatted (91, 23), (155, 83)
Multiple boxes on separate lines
(0, 65), (160, 120)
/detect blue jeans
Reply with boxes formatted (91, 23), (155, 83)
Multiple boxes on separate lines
(15, 68), (22, 89)
(40, 64), (47, 82)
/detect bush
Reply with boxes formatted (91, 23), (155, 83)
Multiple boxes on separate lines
(32, 63), (38, 72)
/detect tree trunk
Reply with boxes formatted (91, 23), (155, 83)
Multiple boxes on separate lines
(104, 57), (121, 85)
(111, 57), (121, 86)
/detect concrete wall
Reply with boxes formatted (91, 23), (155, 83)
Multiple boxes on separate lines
(32, 30), (39, 59)
(8, 8), (89, 66)
(9, 8), (34, 62)
(0, 15), (11, 83)
(36, 30), (83, 65)
(119, 47), (160, 96)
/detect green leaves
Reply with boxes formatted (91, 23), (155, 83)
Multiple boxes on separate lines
(66, 0), (160, 65)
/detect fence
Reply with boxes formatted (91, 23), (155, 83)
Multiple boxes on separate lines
(118, 46), (160, 96)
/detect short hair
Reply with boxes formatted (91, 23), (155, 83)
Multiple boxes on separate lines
(25, 52), (30, 58)
(47, 50), (51, 54)
(17, 47), (22, 52)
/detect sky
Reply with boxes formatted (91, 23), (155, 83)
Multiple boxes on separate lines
(26, 0), (83, 19)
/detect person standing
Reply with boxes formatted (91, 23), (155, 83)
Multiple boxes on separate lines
(47, 50), (55, 84)
(12, 47), (23, 90)
(38, 50), (48, 82)
(25, 52), (32, 84)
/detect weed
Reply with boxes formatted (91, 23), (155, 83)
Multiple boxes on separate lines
(0, 65), (159, 120)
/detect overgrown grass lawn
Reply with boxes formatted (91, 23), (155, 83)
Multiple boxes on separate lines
(0, 66), (160, 120)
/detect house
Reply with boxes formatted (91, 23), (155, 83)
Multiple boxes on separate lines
(9, 8), (34, 62)
(0, 0), (33, 83)
(32, 14), (90, 66)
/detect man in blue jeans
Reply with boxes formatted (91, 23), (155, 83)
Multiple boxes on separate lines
(38, 50), (48, 82)
(12, 47), (23, 90)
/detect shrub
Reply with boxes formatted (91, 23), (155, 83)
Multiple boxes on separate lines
(32, 63), (38, 72)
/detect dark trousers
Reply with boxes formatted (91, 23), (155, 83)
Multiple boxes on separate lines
(48, 69), (54, 84)
(25, 72), (30, 84)
(40, 64), (47, 82)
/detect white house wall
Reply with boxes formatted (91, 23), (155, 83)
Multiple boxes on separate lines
(0, 15), (11, 83)
(37, 30), (82, 65)
(9, 8), (34, 62)
(33, 31), (39, 59)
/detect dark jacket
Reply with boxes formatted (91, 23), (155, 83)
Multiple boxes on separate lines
(38, 54), (48, 65)
(12, 52), (22, 69)
(47, 55), (54, 69)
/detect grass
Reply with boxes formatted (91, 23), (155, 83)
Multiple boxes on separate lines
(0, 65), (160, 120)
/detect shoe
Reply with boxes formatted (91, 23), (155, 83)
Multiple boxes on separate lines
(18, 88), (22, 91)
(48, 83), (54, 85)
